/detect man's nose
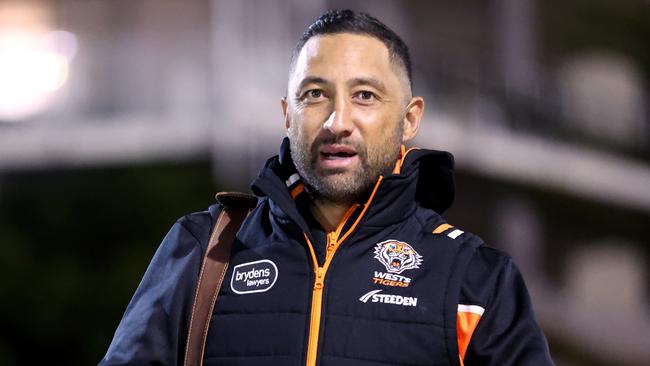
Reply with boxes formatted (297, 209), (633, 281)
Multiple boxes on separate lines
(323, 98), (353, 136)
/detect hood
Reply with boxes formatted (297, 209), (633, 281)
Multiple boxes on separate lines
(397, 147), (455, 214)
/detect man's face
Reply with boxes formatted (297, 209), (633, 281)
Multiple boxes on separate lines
(283, 33), (417, 204)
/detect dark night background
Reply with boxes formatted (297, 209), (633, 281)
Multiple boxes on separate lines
(0, 0), (648, 365)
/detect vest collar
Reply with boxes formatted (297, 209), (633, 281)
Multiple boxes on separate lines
(250, 137), (455, 232)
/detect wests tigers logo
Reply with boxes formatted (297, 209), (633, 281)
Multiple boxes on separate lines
(373, 240), (423, 274)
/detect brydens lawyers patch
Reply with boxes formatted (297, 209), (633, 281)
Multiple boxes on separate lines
(373, 240), (423, 274)
(230, 259), (278, 294)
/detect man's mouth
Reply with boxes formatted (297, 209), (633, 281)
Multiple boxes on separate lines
(318, 144), (359, 168)
(320, 145), (358, 159)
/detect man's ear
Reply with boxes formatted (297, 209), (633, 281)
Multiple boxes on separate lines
(402, 96), (424, 142)
(281, 97), (290, 130)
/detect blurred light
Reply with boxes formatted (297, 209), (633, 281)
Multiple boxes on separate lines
(0, 30), (76, 121)
(41, 30), (78, 60)
(0, 0), (77, 122)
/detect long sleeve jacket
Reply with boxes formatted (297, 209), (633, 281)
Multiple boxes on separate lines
(100, 138), (554, 366)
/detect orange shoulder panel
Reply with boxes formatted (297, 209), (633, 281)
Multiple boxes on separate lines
(457, 306), (483, 365)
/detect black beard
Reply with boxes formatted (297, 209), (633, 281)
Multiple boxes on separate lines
(288, 125), (403, 205)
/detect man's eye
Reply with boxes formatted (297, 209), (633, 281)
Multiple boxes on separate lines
(354, 90), (376, 101)
(305, 89), (323, 99)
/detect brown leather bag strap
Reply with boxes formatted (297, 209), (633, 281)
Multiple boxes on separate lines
(183, 192), (257, 366)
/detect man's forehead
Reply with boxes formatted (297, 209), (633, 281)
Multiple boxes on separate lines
(290, 33), (397, 87)
(301, 33), (390, 62)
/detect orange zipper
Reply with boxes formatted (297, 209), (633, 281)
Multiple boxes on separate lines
(306, 265), (325, 366)
(304, 205), (356, 366)
(303, 175), (384, 366)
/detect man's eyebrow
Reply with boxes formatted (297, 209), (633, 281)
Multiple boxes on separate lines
(295, 76), (330, 95)
(347, 77), (387, 93)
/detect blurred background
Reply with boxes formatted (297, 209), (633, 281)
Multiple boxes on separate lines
(0, 0), (648, 365)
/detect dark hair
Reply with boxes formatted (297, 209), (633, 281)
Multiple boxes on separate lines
(291, 9), (413, 91)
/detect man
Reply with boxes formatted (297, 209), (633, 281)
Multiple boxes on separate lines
(100, 9), (554, 366)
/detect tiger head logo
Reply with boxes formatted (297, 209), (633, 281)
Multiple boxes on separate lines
(374, 240), (423, 274)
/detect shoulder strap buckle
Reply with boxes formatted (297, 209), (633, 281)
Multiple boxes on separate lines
(215, 191), (257, 209)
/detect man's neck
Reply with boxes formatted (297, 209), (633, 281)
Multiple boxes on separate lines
(309, 198), (352, 233)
